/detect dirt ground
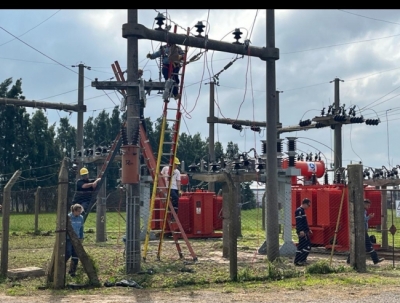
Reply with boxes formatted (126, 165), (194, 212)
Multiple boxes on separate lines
(0, 252), (398, 303)
(0, 283), (399, 303)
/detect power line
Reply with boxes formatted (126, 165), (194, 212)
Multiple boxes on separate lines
(338, 9), (400, 26)
(281, 33), (400, 55)
(0, 26), (80, 76)
(0, 9), (62, 48)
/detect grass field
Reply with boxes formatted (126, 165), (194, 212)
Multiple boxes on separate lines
(0, 208), (400, 296)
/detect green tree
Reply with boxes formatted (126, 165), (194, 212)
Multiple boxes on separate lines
(83, 116), (95, 148)
(93, 110), (110, 146)
(110, 106), (122, 141)
(29, 110), (61, 178)
(56, 116), (76, 157)
(225, 141), (239, 160)
(240, 182), (256, 210)
(0, 78), (31, 181)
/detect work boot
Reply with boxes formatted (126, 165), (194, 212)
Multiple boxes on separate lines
(374, 258), (385, 264)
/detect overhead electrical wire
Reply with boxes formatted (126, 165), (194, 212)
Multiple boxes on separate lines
(0, 9), (62, 48)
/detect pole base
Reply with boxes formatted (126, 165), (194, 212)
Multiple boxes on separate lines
(279, 241), (297, 257)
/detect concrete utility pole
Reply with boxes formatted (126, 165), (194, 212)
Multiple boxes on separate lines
(125, 9), (141, 274)
(332, 78), (344, 173)
(208, 81), (215, 193)
(265, 9), (280, 261)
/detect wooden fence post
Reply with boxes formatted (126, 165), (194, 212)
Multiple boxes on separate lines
(52, 158), (68, 288)
(34, 186), (41, 234)
(1, 170), (22, 277)
(348, 164), (366, 272)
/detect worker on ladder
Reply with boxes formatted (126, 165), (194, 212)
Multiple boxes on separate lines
(146, 44), (185, 100)
(161, 158), (181, 215)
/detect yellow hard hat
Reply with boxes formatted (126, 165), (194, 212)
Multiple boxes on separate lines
(174, 157), (180, 165)
(80, 167), (89, 175)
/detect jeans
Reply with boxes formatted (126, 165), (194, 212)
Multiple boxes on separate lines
(170, 189), (179, 214)
(162, 64), (180, 97)
(65, 239), (79, 267)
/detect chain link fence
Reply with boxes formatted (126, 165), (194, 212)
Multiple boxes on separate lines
(1, 182), (400, 285)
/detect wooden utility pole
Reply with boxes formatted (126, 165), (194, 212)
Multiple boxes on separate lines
(1, 170), (21, 277)
(347, 164), (366, 272)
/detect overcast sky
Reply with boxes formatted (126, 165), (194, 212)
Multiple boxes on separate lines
(1, 9), (400, 178)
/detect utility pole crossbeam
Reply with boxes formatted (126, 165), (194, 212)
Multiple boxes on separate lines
(91, 81), (165, 91)
(122, 23), (279, 61)
(207, 116), (282, 129)
(0, 97), (86, 112)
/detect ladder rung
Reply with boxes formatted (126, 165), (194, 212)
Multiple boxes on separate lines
(166, 119), (178, 122)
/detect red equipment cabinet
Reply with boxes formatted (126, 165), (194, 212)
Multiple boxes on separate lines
(213, 196), (223, 230)
(316, 186), (349, 251)
(165, 190), (223, 238)
(188, 190), (215, 236)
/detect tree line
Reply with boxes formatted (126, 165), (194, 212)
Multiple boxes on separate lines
(0, 78), (256, 210)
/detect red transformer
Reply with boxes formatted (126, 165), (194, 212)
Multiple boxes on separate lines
(153, 190), (223, 238)
(292, 184), (382, 252)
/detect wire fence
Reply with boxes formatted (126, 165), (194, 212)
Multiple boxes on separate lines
(1, 183), (400, 285)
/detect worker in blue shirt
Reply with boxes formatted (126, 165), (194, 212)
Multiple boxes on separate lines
(294, 198), (313, 266)
(146, 44), (184, 100)
(65, 203), (85, 277)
